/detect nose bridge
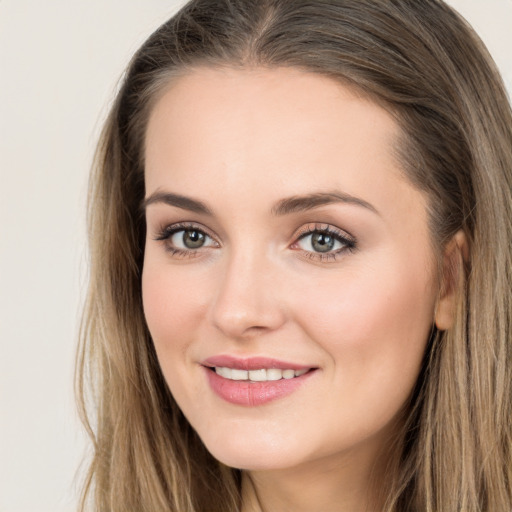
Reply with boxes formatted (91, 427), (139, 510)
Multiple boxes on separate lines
(210, 241), (285, 338)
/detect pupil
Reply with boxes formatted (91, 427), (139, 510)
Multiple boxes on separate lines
(312, 232), (334, 253)
(183, 230), (205, 249)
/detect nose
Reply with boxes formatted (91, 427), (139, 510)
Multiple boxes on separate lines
(209, 247), (287, 340)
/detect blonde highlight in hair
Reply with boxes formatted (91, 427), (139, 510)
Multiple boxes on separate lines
(77, 1), (512, 510)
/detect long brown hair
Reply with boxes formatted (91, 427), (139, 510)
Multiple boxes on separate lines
(76, 1), (512, 510)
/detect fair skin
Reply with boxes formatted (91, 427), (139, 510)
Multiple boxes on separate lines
(142, 67), (456, 512)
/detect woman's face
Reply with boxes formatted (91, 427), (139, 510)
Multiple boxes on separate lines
(142, 67), (439, 472)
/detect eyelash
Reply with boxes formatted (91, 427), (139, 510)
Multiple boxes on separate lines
(153, 222), (357, 262)
(154, 222), (217, 259)
(292, 223), (356, 262)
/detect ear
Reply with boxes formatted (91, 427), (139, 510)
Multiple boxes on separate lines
(435, 230), (468, 331)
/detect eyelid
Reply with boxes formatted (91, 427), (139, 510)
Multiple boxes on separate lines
(153, 221), (219, 243)
(152, 221), (221, 259)
(292, 223), (356, 245)
(290, 223), (357, 261)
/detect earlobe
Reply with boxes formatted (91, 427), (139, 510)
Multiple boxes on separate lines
(434, 230), (468, 331)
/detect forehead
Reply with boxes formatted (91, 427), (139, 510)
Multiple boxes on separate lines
(146, 67), (401, 183)
(144, 67), (425, 229)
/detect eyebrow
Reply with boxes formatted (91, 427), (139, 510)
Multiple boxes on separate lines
(143, 190), (378, 216)
(272, 191), (379, 216)
(143, 191), (212, 215)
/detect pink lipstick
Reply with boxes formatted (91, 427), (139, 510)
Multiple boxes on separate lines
(202, 356), (316, 406)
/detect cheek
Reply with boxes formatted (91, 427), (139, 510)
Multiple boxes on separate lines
(142, 260), (213, 409)
(297, 262), (434, 337)
(287, 259), (436, 446)
(292, 254), (436, 391)
(142, 259), (209, 356)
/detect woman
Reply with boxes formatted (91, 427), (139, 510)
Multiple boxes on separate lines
(76, 1), (512, 510)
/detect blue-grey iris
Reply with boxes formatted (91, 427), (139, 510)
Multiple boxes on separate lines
(312, 232), (335, 252)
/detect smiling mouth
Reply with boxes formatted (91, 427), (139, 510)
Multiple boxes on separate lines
(211, 367), (311, 382)
(204, 362), (317, 405)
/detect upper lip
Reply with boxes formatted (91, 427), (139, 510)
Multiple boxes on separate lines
(202, 355), (314, 371)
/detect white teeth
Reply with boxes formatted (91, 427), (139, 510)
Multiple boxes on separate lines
(231, 369), (248, 380)
(214, 367), (310, 381)
(266, 369), (282, 381)
(248, 369), (267, 381)
(216, 367), (232, 379)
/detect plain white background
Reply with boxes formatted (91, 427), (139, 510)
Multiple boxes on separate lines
(0, 1), (510, 511)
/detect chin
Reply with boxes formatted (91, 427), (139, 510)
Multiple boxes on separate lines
(199, 427), (307, 471)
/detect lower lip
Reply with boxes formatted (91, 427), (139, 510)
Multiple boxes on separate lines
(204, 367), (315, 406)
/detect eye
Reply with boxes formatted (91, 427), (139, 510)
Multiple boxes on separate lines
(170, 228), (213, 250)
(297, 231), (344, 253)
(154, 223), (218, 257)
(292, 224), (356, 261)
